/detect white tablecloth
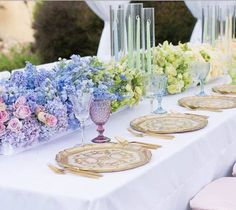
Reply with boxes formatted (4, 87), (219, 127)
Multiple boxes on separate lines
(0, 76), (236, 210)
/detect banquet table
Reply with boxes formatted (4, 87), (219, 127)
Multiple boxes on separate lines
(1, 76), (236, 210)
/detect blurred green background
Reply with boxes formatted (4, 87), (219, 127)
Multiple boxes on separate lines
(0, 1), (196, 71)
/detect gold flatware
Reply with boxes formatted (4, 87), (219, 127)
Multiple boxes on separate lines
(48, 163), (64, 174)
(191, 106), (222, 112)
(212, 89), (224, 95)
(169, 110), (209, 119)
(184, 113), (209, 119)
(65, 166), (103, 178)
(47, 164), (102, 179)
(115, 136), (161, 150)
(183, 104), (222, 112)
(212, 85), (236, 95)
(127, 127), (174, 140)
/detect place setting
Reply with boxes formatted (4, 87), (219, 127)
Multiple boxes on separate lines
(212, 84), (236, 95)
(47, 85), (161, 179)
(126, 71), (210, 142)
(49, 140), (156, 179)
(178, 61), (236, 112)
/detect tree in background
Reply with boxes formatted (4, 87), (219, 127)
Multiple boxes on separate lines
(33, 1), (195, 63)
(33, 1), (103, 63)
(137, 1), (196, 45)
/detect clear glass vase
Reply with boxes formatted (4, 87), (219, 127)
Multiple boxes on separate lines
(110, 5), (126, 61)
(143, 8), (155, 74)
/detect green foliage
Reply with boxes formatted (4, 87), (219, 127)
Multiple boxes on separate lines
(33, 1), (195, 63)
(0, 44), (41, 72)
(133, 1), (196, 45)
(33, 1), (103, 63)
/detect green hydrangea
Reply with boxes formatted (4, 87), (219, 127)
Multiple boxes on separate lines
(152, 41), (192, 94)
(104, 59), (143, 112)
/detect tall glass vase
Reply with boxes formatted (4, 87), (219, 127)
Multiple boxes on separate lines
(132, 3), (143, 72)
(110, 5), (125, 62)
(202, 5), (214, 45)
(142, 8), (155, 112)
(126, 3), (143, 69)
(143, 8), (155, 74)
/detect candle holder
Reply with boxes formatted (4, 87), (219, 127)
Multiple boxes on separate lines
(126, 3), (143, 69)
(132, 4), (143, 71)
(143, 8), (155, 74)
(110, 5), (126, 61)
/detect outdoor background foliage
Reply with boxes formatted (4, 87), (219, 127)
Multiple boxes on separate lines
(0, 1), (196, 71)
(141, 1), (196, 44)
(33, 1), (196, 63)
(33, 1), (103, 63)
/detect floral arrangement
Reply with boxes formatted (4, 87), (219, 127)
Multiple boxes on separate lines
(152, 41), (225, 94)
(0, 55), (143, 153)
(104, 58), (143, 112)
(152, 41), (192, 94)
(0, 43), (225, 154)
(228, 40), (236, 83)
(189, 43), (225, 82)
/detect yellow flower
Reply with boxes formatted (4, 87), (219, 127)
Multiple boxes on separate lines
(125, 84), (132, 92)
(134, 86), (142, 96)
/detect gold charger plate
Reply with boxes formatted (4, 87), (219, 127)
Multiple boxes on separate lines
(130, 113), (208, 134)
(56, 143), (151, 173)
(212, 84), (236, 95)
(179, 96), (236, 110)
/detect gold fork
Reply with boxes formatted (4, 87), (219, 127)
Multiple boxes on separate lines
(127, 127), (174, 140)
(169, 110), (209, 119)
(115, 136), (161, 150)
(182, 104), (222, 112)
(48, 164), (102, 179)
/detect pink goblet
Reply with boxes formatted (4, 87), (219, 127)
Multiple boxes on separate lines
(90, 99), (111, 143)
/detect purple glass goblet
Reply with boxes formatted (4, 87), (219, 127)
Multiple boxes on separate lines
(90, 99), (111, 143)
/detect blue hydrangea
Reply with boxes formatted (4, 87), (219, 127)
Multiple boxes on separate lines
(0, 53), (139, 151)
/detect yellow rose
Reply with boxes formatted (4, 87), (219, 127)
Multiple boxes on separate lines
(37, 112), (47, 123)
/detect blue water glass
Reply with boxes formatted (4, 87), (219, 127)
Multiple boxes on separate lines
(197, 62), (210, 96)
(189, 62), (210, 96)
(152, 74), (168, 114)
(142, 73), (155, 113)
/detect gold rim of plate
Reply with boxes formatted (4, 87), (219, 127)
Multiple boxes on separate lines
(56, 143), (152, 173)
(212, 84), (236, 95)
(130, 113), (208, 134)
(178, 95), (236, 109)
